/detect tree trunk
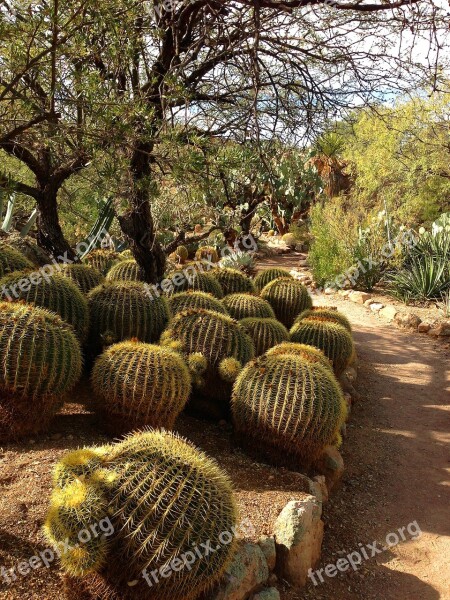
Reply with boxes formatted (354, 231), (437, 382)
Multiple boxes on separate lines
(36, 190), (77, 260)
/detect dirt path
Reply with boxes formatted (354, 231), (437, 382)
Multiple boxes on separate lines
(260, 256), (450, 600)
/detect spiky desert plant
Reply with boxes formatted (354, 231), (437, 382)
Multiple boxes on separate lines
(266, 342), (333, 371)
(161, 308), (254, 412)
(222, 293), (275, 320)
(253, 267), (293, 292)
(175, 245), (189, 263)
(232, 353), (347, 467)
(84, 250), (122, 276)
(290, 319), (354, 376)
(239, 318), (289, 357)
(211, 267), (255, 295)
(120, 249), (133, 259)
(0, 245), (33, 277)
(281, 232), (297, 247)
(88, 282), (170, 352)
(260, 277), (312, 328)
(60, 264), (104, 295)
(106, 259), (141, 282)
(195, 245), (219, 263)
(45, 430), (238, 600)
(169, 290), (229, 316)
(0, 302), (82, 441)
(295, 308), (352, 332)
(0, 270), (89, 340)
(171, 270), (224, 298)
(92, 341), (191, 433)
(1, 233), (50, 266)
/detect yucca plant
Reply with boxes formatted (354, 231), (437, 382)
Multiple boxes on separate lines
(0, 302), (82, 441)
(45, 430), (237, 600)
(388, 255), (449, 302)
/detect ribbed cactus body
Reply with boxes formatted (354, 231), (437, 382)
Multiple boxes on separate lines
(295, 308), (352, 332)
(212, 267), (255, 295)
(171, 269), (224, 298)
(0, 245), (33, 277)
(222, 293), (275, 320)
(239, 318), (289, 357)
(260, 277), (312, 327)
(1, 234), (50, 266)
(266, 342), (333, 371)
(84, 250), (122, 275)
(88, 282), (170, 352)
(46, 431), (237, 600)
(60, 264), (104, 295)
(232, 353), (346, 467)
(281, 233), (296, 247)
(175, 245), (189, 262)
(92, 341), (191, 432)
(169, 290), (228, 316)
(0, 270), (89, 340)
(0, 302), (82, 440)
(290, 319), (354, 375)
(254, 267), (293, 292)
(106, 259), (141, 282)
(195, 246), (219, 263)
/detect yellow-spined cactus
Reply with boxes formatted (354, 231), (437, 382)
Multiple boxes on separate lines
(211, 267), (255, 295)
(0, 245), (33, 277)
(239, 317), (289, 357)
(253, 267), (293, 292)
(266, 342), (333, 372)
(84, 249), (122, 275)
(169, 290), (229, 316)
(222, 293), (275, 320)
(260, 277), (312, 328)
(195, 245), (219, 263)
(106, 259), (141, 282)
(295, 307), (352, 332)
(60, 264), (104, 295)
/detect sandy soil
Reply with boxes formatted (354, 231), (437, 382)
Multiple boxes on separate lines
(0, 254), (449, 600)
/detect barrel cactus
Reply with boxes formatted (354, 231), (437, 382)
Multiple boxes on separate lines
(211, 267), (255, 295)
(45, 430), (237, 600)
(171, 270), (224, 298)
(281, 232), (297, 247)
(254, 267), (293, 292)
(1, 233), (50, 266)
(260, 277), (312, 328)
(295, 308), (352, 332)
(106, 259), (141, 282)
(232, 352), (347, 467)
(195, 245), (219, 263)
(240, 318), (289, 357)
(290, 319), (354, 376)
(0, 302), (82, 441)
(0, 270), (89, 340)
(120, 249), (133, 259)
(0, 245), (33, 277)
(84, 250), (122, 275)
(88, 282), (170, 353)
(222, 293), (275, 320)
(169, 290), (229, 316)
(161, 309), (254, 414)
(174, 245), (189, 263)
(60, 264), (104, 295)
(266, 342), (333, 371)
(92, 341), (191, 433)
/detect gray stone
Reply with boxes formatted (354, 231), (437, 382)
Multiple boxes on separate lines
(394, 312), (422, 329)
(349, 291), (371, 304)
(258, 537), (276, 571)
(324, 287), (335, 295)
(370, 303), (384, 312)
(429, 321), (450, 336)
(379, 305), (398, 321)
(314, 446), (345, 491)
(251, 588), (280, 600)
(274, 497), (324, 588)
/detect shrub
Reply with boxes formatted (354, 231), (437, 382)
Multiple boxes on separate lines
(45, 431), (237, 600)
(295, 308), (352, 332)
(290, 319), (354, 376)
(222, 293), (275, 320)
(0, 302), (82, 441)
(212, 267), (255, 295)
(84, 250), (122, 275)
(169, 290), (229, 316)
(106, 259), (141, 282)
(260, 277), (312, 327)
(0, 270), (89, 340)
(240, 318), (289, 356)
(0, 245), (33, 277)
(91, 341), (191, 433)
(254, 267), (293, 292)
(88, 282), (170, 352)
(60, 264), (104, 295)
(232, 352), (347, 467)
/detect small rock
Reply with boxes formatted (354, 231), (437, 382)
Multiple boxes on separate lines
(312, 475), (329, 504)
(370, 303), (384, 312)
(345, 367), (357, 383)
(394, 313), (422, 329)
(428, 321), (450, 336)
(340, 422), (347, 439)
(324, 287), (335, 295)
(363, 299), (375, 307)
(349, 291), (371, 304)
(379, 305), (398, 321)
(314, 446), (345, 491)
(252, 588), (280, 600)
(258, 537), (276, 572)
(267, 574), (278, 586)
(418, 322), (431, 333)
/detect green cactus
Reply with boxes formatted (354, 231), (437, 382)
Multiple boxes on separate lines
(253, 267), (293, 292)
(281, 232), (297, 247)
(175, 245), (189, 262)
(195, 245), (219, 263)
(60, 264), (104, 295)
(0, 302), (82, 441)
(0, 245), (33, 277)
(239, 317), (289, 357)
(260, 277), (312, 328)
(295, 307), (352, 332)
(169, 290), (229, 316)
(1, 233), (50, 266)
(170, 269), (224, 298)
(87, 282), (170, 352)
(231, 352), (347, 467)
(45, 430), (237, 600)
(106, 259), (141, 282)
(211, 267), (255, 295)
(161, 308), (254, 413)
(120, 249), (133, 259)
(84, 249), (123, 275)
(290, 319), (354, 376)
(0, 270), (89, 341)
(266, 342), (333, 372)
(222, 293), (275, 320)
(91, 340), (191, 433)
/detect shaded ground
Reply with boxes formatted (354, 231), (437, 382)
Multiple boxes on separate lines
(0, 254), (449, 599)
